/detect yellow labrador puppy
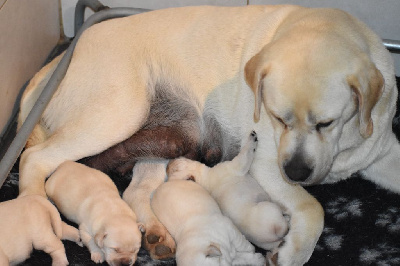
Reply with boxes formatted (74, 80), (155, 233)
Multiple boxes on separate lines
(122, 160), (177, 260)
(18, 5), (399, 265)
(0, 195), (81, 266)
(167, 131), (288, 251)
(151, 179), (266, 266)
(45, 161), (143, 266)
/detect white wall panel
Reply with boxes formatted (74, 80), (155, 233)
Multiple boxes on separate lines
(0, 0), (60, 135)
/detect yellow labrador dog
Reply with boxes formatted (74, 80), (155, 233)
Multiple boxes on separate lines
(45, 161), (143, 266)
(151, 179), (266, 266)
(18, 5), (399, 265)
(167, 131), (288, 251)
(0, 195), (81, 266)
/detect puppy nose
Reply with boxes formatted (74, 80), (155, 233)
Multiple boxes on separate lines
(283, 153), (313, 182)
(120, 258), (132, 266)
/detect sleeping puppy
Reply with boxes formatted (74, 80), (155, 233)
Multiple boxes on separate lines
(0, 195), (81, 266)
(151, 179), (266, 266)
(167, 131), (288, 251)
(122, 160), (176, 260)
(45, 161), (143, 266)
(19, 5), (399, 265)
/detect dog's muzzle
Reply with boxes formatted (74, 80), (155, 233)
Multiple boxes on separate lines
(283, 152), (313, 183)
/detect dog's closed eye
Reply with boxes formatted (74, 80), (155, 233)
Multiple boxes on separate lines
(315, 120), (333, 132)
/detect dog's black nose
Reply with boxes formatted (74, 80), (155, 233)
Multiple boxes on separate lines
(283, 153), (313, 182)
(120, 261), (131, 266)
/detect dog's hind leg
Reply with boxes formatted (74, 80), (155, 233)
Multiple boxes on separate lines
(122, 160), (176, 260)
(230, 130), (258, 176)
(209, 130), (258, 179)
(80, 86), (202, 176)
(19, 95), (149, 197)
(32, 230), (68, 266)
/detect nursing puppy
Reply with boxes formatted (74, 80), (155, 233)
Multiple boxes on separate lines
(45, 161), (143, 266)
(151, 179), (266, 266)
(19, 5), (399, 265)
(122, 160), (176, 260)
(0, 195), (81, 266)
(168, 131), (288, 251)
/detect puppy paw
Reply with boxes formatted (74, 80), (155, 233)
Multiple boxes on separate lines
(91, 251), (105, 264)
(143, 222), (176, 260)
(61, 222), (82, 246)
(51, 255), (69, 266)
(249, 130), (258, 151)
(276, 231), (317, 266)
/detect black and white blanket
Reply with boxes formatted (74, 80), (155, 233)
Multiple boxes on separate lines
(0, 75), (399, 266)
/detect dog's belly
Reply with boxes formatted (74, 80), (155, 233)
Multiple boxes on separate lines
(80, 83), (240, 175)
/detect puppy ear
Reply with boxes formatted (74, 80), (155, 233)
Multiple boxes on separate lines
(205, 243), (222, 258)
(347, 64), (384, 138)
(245, 49), (270, 123)
(94, 229), (107, 248)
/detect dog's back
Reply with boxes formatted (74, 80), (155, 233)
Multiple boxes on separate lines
(45, 161), (126, 223)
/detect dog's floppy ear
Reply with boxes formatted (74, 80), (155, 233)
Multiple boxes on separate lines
(205, 242), (222, 258)
(347, 63), (384, 138)
(244, 49), (270, 123)
(95, 228), (107, 248)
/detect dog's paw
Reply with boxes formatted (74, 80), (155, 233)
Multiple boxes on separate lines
(91, 251), (105, 264)
(142, 222), (176, 260)
(275, 232), (316, 266)
(51, 253), (69, 266)
(249, 130), (258, 151)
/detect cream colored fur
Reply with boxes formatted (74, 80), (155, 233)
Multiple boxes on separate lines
(168, 131), (288, 251)
(45, 161), (142, 266)
(122, 160), (177, 260)
(18, 5), (399, 265)
(151, 179), (266, 266)
(0, 195), (81, 266)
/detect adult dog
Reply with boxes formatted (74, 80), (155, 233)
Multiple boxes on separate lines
(18, 5), (399, 265)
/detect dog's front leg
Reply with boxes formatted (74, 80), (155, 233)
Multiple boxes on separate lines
(362, 133), (400, 193)
(79, 224), (104, 264)
(252, 156), (324, 265)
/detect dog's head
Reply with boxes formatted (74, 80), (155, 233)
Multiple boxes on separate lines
(95, 216), (143, 266)
(245, 24), (384, 185)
